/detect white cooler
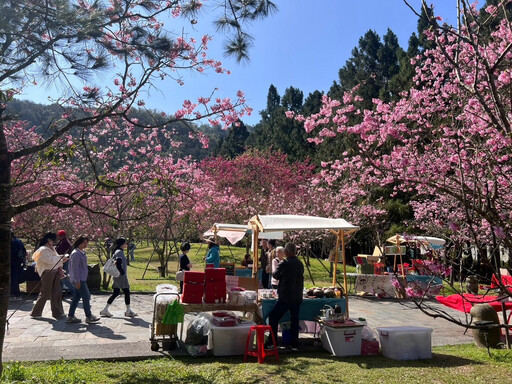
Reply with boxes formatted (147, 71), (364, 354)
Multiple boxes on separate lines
(320, 321), (364, 357)
(208, 322), (256, 356)
(377, 326), (433, 360)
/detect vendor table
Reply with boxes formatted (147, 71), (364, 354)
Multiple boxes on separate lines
(436, 293), (512, 316)
(179, 302), (262, 339)
(355, 274), (443, 298)
(261, 298), (346, 322)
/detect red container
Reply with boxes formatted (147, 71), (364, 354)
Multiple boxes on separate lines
(181, 283), (204, 304)
(184, 271), (205, 285)
(204, 281), (227, 303)
(205, 268), (226, 283)
(361, 339), (380, 356)
(211, 312), (237, 327)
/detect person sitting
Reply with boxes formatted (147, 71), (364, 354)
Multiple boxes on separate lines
(241, 253), (253, 267)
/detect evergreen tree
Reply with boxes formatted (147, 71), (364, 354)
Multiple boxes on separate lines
(216, 120), (250, 158)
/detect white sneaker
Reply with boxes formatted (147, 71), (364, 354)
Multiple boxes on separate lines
(100, 309), (113, 317)
(125, 310), (137, 317)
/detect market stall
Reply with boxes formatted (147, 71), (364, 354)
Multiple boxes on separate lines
(354, 235), (446, 298)
(248, 214), (359, 316)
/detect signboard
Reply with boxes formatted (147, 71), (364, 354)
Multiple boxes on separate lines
(384, 245), (406, 255)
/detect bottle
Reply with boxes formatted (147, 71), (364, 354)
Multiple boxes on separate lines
(334, 304), (342, 314)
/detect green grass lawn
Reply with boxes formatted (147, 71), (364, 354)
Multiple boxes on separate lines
(85, 242), (354, 293)
(2, 344), (512, 383)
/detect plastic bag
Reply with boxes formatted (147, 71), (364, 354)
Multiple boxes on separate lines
(362, 325), (374, 340)
(162, 300), (184, 325)
(103, 257), (120, 278)
(185, 313), (212, 345)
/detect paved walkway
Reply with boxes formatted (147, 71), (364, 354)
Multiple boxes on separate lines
(3, 294), (474, 362)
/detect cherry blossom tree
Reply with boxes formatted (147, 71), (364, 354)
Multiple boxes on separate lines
(0, 0), (275, 370)
(289, 0), (512, 329)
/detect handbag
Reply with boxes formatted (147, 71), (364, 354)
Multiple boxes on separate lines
(175, 270), (184, 282)
(104, 256), (120, 278)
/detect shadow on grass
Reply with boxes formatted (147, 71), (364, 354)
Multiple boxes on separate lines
(171, 349), (482, 371)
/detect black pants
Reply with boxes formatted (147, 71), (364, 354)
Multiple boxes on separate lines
(269, 300), (301, 348)
(107, 288), (130, 305)
(262, 270), (270, 289)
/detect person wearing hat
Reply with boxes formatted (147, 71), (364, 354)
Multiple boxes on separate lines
(178, 242), (192, 293)
(204, 239), (220, 268)
(100, 238), (137, 317)
(56, 230), (75, 296)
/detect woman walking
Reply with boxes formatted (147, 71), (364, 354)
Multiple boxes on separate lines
(66, 235), (100, 324)
(30, 232), (68, 319)
(100, 238), (137, 317)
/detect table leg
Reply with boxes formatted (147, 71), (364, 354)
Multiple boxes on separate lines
(501, 302), (510, 349)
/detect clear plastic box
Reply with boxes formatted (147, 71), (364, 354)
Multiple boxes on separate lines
(377, 326), (433, 360)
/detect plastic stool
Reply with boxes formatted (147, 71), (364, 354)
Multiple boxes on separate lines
(244, 325), (279, 364)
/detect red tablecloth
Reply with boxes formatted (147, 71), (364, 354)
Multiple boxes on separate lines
(436, 293), (512, 313)
(491, 274), (512, 289)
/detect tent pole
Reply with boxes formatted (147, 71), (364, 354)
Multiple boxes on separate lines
(341, 230), (349, 318)
(252, 227), (260, 290)
(332, 231), (340, 287)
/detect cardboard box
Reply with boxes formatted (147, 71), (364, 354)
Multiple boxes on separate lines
(204, 282), (226, 303)
(205, 268), (226, 283)
(155, 323), (178, 336)
(377, 326), (432, 360)
(181, 283), (204, 303)
(184, 271), (205, 285)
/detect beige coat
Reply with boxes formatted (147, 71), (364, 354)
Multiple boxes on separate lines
(33, 246), (63, 276)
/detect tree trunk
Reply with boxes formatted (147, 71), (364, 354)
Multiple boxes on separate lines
(0, 121), (13, 376)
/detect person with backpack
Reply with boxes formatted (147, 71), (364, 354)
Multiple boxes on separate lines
(100, 238), (137, 317)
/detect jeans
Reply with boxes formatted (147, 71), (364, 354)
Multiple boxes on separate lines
(68, 281), (92, 318)
(269, 300), (301, 348)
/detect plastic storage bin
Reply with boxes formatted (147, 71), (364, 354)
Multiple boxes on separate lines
(320, 321), (364, 357)
(209, 322), (256, 356)
(377, 326), (433, 360)
(244, 291), (257, 304)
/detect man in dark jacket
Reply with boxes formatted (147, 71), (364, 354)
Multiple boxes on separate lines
(268, 242), (304, 351)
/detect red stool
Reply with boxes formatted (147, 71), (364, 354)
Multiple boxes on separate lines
(244, 325), (279, 364)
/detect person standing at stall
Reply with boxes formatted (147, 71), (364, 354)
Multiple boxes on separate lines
(260, 239), (270, 289)
(179, 242), (192, 293)
(270, 246), (285, 290)
(204, 240), (220, 268)
(268, 242), (304, 351)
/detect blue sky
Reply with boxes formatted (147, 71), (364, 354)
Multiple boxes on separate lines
(21, 0), (462, 126)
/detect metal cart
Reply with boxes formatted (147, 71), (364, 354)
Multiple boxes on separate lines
(150, 291), (180, 352)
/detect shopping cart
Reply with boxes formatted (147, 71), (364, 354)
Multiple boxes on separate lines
(150, 291), (180, 352)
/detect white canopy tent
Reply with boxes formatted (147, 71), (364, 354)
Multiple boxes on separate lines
(203, 223), (284, 245)
(248, 214), (359, 316)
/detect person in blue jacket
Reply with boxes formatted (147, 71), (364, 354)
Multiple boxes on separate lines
(204, 240), (220, 268)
